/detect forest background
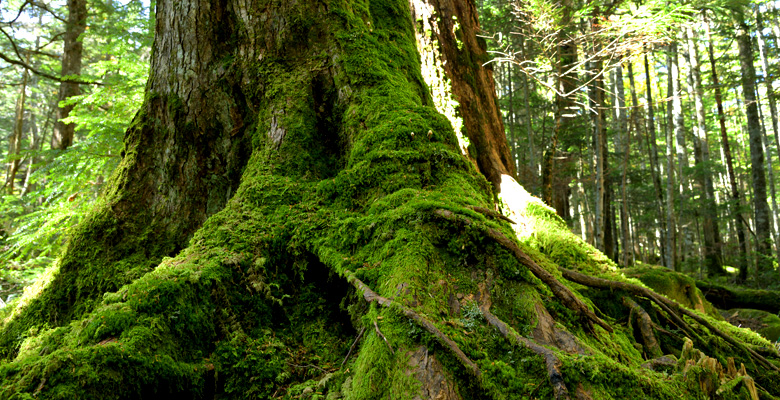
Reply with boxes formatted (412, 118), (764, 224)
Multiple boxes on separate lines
(1, 0), (779, 313)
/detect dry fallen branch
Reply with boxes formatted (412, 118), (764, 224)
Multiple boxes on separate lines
(341, 326), (366, 367)
(343, 269), (482, 379)
(433, 209), (612, 333)
(560, 268), (779, 372)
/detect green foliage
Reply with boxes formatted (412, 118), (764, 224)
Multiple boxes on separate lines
(0, 0), (153, 302)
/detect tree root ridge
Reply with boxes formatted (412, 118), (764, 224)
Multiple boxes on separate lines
(465, 205), (516, 224)
(480, 305), (571, 400)
(560, 268), (779, 373)
(622, 297), (663, 359)
(343, 270), (482, 379)
(433, 208), (612, 333)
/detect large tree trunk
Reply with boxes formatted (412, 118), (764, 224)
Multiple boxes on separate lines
(1, 1), (779, 399)
(410, 0), (516, 191)
(50, 0), (87, 150)
(735, 14), (776, 282)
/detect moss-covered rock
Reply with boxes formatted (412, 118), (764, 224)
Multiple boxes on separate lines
(623, 263), (722, 320)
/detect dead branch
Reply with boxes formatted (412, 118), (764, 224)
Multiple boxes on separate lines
(341, 326), (366, 367)
(433, 209), (612, 333)
(373, 320), (394, 354)
(344, 270), (482, 378)
(560, 268), (779, 372)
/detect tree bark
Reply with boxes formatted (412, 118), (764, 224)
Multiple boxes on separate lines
(616, 64), (632, 266)
(685, 24), (724, 276)
(735, 14), (775, 282)
(705, 12), (749, 281)
(410, 0), (516, 191)
(4, 62), (29, 194)
(1, 1), (778, 399)
(643, 51), (668, 267)
(755, 9), (780, 264)
(51, 0), (87, 150)
(664, 48), (677, 271)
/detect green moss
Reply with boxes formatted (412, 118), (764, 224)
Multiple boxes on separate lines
(0, 0), (776, 398)
(624, 264), (722, 320)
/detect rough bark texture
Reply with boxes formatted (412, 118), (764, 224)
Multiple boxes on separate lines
(410, 0), (516, 190)
(736, 16), (775, 281)
(643, 51), (668, 268)
(1, 1), (778, 399)
(51, 0), (87, 150)
(705, 13), (749, 281)
(685, 26), (723, 276)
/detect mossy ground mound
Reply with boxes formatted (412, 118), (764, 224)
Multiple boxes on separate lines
(623, 264), (722, 320)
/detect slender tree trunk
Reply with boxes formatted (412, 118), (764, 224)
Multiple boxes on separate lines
(520, 35), (535, 188)
(685, 24), (724, 276)
(705, 14), (749, 281)
(663, 49), (677, 270)
(756, 92), (780, 265)
(615, 64), (631, 266)
(5, 64), (29, 194)
(51, 0), (87, 150)
(755, 9), (780, 263)
(643, 51), (667, 267)
(735, 14), (776, 282)
(507, 62), (517, 168)
(669, 42), (690, 267)
(756, 7), (780, 163)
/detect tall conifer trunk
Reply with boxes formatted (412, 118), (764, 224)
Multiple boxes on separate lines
(685, 25), (723, 276)
(735, 14), (775, 282)
(51, 0), (87, 150)
(705, 13), (749, 281)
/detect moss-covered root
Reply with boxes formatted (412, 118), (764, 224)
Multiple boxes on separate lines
(560, 268), (780, 373)
(344, 270), (482, 379)
(622, 297), (663, 359)
(480, 307), (570, 400)
(433, 209), (611, 333)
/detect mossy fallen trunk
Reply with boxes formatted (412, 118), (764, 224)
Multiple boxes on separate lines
(1, 0), (778, 399)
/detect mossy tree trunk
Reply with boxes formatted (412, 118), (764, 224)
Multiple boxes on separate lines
(1, 1), (779, 399)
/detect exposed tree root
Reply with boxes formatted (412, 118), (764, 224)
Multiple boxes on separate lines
(465, 205), (516, 224)
(622, 297), (663, 359)
(479, 306), (571, 400)
(343, 270), (482, 379)
(433, 209), (612, 333)
(560, 268), (779, 372)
